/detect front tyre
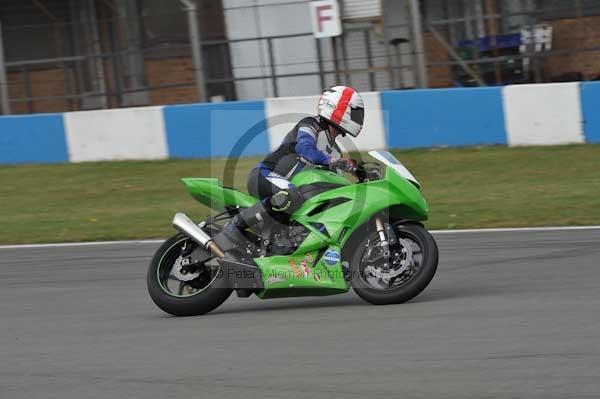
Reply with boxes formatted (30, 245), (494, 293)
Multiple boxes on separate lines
(147, 234), (232, 316)
(350, 223), (438, 305)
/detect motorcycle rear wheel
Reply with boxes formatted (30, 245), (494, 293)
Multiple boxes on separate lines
(147, 233), (232, 316)
(350, 222), (438, 305)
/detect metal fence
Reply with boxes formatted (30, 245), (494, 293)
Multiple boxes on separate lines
(0, 1), (389, 115)
(410, 0), (600, 88)
(1, 0), (600, 115)
(0, 1), (224, 114)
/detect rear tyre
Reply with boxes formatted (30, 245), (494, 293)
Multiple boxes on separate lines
(350, 222), (438, 305)
(147, 234), (232, 316)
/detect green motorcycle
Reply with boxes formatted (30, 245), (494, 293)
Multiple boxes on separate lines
(147, 150), (438, 316)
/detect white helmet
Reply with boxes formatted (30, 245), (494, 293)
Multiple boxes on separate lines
(317, 86), (364, 137)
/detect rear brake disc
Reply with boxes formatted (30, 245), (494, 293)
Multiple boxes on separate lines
(171, 256), (201, 281)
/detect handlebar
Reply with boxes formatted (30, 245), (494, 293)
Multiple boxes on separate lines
(313, 161), (382, 182)
(355, 162), (382, 182)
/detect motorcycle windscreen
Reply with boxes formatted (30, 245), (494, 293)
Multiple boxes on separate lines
(368, 150), (421, 188)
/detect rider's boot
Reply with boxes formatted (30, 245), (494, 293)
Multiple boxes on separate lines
(212, 203), (272, 297)
(212, 202), (269, 255)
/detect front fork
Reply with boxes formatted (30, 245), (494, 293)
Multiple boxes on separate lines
(375, 216), (396, 272)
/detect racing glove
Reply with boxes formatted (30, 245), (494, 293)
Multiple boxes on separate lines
(330, 158), (357, 174)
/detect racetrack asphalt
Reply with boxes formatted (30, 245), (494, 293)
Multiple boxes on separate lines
(1, 229), (599, 399)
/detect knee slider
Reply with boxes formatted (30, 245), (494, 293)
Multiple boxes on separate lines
(269, 189), (303, 214)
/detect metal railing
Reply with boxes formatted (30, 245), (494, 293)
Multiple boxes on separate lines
(2, 0), (600, 115)
(412, 0), (600, 88)
(0, 11), (391, 114)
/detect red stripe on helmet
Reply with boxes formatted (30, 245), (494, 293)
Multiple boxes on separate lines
(330, 87), (355, 125)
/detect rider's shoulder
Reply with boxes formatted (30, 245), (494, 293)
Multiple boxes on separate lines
(297, 116), (325, 132)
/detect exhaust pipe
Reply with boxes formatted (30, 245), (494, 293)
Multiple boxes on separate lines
(172, 213), (225, 258)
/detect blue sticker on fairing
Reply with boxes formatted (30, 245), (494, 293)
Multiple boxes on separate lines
(323, 249), (340, 266)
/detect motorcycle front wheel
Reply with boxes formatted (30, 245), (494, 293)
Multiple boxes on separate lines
(147, 233), (232, 316)
(350, 222), (438, 305)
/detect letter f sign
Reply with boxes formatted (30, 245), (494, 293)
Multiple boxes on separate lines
(316, 5), (332, 32)
(310, 0), (342, 38)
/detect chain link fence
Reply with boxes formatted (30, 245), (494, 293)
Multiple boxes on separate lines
(1, 0), (600, 115)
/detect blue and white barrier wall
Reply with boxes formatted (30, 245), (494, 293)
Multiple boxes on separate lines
(1, 82), (599, 164)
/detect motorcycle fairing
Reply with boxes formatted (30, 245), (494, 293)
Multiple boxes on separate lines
(254, 167), (429, 297)
(288, 167), (428, 254)
(255, 245), (348, 298)
(183, 164), (428, 299)
(182, 178), (257, 212)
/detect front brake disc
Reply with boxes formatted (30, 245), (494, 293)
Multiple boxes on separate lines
(365, 238), (414, 279)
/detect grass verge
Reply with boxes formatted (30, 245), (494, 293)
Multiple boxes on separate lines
(1, 145), (599, 244)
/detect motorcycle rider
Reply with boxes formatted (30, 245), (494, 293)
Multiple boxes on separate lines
(214, 86), (365, 251)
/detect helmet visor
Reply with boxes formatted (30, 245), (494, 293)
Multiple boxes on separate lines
(351, 106), (364, 126)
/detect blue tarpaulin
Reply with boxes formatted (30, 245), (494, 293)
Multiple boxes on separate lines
(458, 33), (521, 51)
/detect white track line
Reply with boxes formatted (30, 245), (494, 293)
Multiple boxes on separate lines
(1, 226), (600, 250)
(0, 239), (163, 250)
(432, 225), (600, 234)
